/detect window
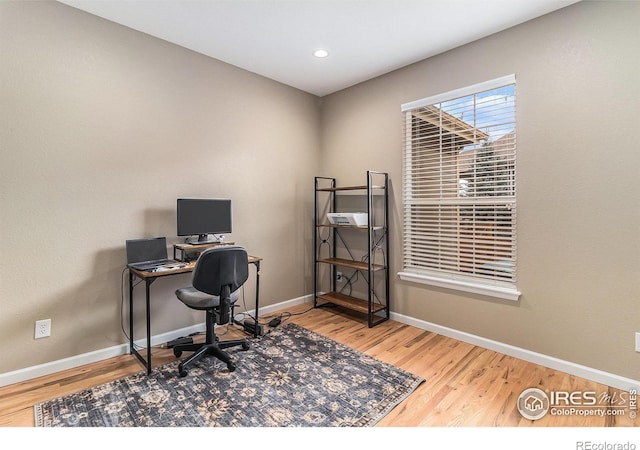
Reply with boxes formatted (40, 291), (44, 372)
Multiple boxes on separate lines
(399, 75), (520, 301)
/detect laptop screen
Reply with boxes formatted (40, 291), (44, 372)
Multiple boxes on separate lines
(125, 237), (168, 264)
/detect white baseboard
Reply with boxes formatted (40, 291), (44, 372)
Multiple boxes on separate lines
(0, 322), (204, 388)
(0, 294), (312, 388)
(390, 311), (640, 392)
(241, 293), (312, 319)
(2, 294), (636, 394)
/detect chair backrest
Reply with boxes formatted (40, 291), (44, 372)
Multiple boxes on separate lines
(192, 246), (249, 296)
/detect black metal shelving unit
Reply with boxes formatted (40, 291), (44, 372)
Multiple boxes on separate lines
(313, 171), (389, 327)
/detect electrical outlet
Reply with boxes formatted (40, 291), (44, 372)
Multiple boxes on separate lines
(35, 319), (51, 339)
(636, 332), (640, 353)
(336, 271), (343, 281)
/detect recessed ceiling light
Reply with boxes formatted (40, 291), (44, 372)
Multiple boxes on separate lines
(313, 49), (329, 58)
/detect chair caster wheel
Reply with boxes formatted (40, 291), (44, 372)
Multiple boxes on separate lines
(227, 362), (236, 372)
(178, 364), (188, 377)
(242, 342), (250, 351)
(173, 348), (182, 358)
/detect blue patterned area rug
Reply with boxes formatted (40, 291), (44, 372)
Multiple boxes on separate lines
(35, 323), (424, 427)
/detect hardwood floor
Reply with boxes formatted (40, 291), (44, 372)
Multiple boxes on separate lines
(0, 302), (637, 428)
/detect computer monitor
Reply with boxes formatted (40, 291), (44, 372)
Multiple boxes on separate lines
(177, 198), (232, 244)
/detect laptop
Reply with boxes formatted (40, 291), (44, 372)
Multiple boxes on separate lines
(126, 237), (177, 271)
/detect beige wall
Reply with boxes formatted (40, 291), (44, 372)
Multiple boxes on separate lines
(1, 0), (638, 383)
(320, 1), (640, 380)
(0, 1), (320, 373)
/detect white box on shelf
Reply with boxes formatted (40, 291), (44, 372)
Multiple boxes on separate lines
(327, 212), (368, 226)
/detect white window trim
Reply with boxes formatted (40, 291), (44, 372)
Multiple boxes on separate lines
(399, 74), (520, 302)
(401, 74), (516, 111)
(398, 269), (521, 301)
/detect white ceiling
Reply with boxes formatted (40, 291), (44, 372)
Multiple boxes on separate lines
(58, 0), (579, 97)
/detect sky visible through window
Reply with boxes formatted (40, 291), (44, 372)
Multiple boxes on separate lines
(441, 85), (515, 151)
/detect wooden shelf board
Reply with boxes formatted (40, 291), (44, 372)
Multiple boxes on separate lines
(318, 257), (385, 271)
(316, 224), (385, 231)
(317, 292), (387, 315)
(316, 185), (386, 192)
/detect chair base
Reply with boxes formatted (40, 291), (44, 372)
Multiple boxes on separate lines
(174, 338), (249, 377)
(173, 310), (249, 377)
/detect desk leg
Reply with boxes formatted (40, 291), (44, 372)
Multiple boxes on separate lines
(145, 280), (152, 375)
(129, 271), (134, 355)
(129, 271), (153, 375)
(254, 260), (260, 338)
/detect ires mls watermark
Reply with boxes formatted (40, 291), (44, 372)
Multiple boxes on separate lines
(517, 387), (638, 421)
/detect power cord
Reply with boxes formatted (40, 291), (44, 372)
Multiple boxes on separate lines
(233, 303), (316, 340)
(262, 304), (315, 328)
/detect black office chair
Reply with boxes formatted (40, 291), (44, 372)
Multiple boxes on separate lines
(173, 245), (250, 377)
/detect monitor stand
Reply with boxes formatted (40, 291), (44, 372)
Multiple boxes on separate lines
(186, 234), (223, 245)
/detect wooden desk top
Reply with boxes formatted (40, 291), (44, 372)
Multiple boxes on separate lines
(129, 255), (261, 279)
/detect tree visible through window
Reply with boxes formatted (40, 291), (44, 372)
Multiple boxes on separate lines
(400, 76), (519, 300)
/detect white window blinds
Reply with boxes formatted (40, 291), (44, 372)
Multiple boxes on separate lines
(399, 75), (519, 300)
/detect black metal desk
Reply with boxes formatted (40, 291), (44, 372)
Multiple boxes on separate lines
(128, 255), (262, 375)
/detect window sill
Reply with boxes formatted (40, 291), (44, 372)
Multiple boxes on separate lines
(398, 270), (521, 302)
